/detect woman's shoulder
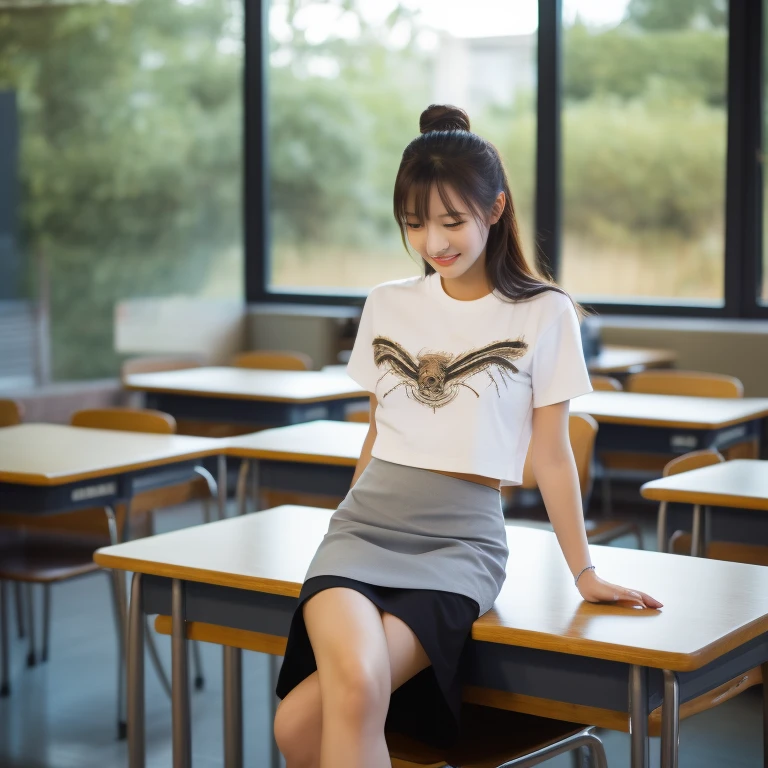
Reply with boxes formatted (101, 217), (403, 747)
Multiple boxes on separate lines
(522, 286), (575, 318)
(367, 275), (425, 302)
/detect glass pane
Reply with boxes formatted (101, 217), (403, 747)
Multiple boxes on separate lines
(267, 0), (538, 294)
(561, 0), (728, 305)
(0, 0), (243, 381)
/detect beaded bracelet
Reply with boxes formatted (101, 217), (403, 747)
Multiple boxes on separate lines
(574, 565), (595, 586)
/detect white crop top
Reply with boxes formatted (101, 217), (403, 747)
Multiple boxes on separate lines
(345, 272), (593, 486)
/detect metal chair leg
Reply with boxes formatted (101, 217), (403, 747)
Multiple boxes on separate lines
(14, 582), (24, 639)
(193, 465), (218, 523)
(657, 501), (668, 552)
(25, 583), (35, 667)
(42, 584), (51, 662)
(1, 581), (10, 697)
(236, 460), (249, 516)
(192, 639), (205, 691)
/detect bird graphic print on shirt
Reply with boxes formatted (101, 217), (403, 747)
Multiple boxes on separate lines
(372, 336), (529, 411)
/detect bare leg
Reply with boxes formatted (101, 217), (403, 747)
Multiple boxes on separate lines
(274, 591), (430, 768)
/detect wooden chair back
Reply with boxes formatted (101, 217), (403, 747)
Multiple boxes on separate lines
(70, 407), (176, 435)
(662, 448), (725, 478)
(521, 413), (598, 498)
(589, 375), (622, 392)
(626, 370), (743, 399)
(0, 399), (24, 427)
(231, 350), (313, 371)
(121, 355), (203, 378)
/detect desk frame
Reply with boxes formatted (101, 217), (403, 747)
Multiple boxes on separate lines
(0, 457), (220, 737)
(126, 573), (768, 768)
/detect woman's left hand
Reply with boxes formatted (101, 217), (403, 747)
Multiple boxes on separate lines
(576, 570), (663, 609)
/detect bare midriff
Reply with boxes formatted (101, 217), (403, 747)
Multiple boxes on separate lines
(427, 468), (502, 491)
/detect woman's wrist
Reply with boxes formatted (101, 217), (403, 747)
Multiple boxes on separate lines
(574, 564), (596, 586)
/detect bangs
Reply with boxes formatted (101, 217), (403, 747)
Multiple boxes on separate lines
(393, 163), (485, 231)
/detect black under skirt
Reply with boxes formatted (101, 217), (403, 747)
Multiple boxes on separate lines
(275, 575), (480, 749)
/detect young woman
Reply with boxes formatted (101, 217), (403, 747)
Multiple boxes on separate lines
(273, 104), (662, 768)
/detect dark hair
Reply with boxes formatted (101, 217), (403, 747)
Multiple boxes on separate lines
(393, 104), (579, 310)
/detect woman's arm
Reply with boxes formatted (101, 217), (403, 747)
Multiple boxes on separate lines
(531, 401), (662, 609)
(350, 395), (377, 488)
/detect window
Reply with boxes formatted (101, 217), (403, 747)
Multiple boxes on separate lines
(0, 0), (243, 380)
(561, 0), (729, 306)
(266, 0), (538, 295)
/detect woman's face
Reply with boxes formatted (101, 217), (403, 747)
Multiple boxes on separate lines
(404, 184), (503, 280)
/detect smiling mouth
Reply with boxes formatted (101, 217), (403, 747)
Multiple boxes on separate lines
(433, 253), (460, 263)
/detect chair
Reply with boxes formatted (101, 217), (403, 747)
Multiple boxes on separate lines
(508, 413), (643, 549)
(599, 370), (750, 516)
(231, 350), (313, 371)
(589, 375), (622, 392)
(626, 370), (743, 399)
(0, 399), (24, 427)
(152, 617), (607, 768)
(655, 449), (725, 555)
(663, 449), (768, 566)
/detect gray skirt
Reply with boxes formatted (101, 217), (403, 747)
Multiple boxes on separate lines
(303, 456), (508, 616)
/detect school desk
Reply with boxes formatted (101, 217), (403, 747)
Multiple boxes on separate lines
(225, 420), (365, 510)
(571, 391), (768, 457)
(641, 459), (768, 558)
(94, 507), (768, 768)
(122, 366), (368, 427)
(0, 423), (225, 735)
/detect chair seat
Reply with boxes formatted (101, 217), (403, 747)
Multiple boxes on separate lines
(0, 530), (105, 583)
(387, 704), (586, 768)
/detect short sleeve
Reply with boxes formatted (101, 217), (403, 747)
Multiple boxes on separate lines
(531, 303), (593, 408)
(345, 293), (379, 392)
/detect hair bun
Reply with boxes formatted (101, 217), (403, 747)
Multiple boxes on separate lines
(419, 104), (470, 134)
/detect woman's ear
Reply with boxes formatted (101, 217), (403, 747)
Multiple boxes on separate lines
(488, 191), (506, 225)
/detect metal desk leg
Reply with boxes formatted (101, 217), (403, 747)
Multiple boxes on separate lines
(270, 655), (283, 768)
(105, 506), (128, 738)
(193, 465), (218, 523)
(660, 669), (680, 768)
(762, 661), (768, 768)
(172, 579), (192, 768)
(629, 665), (649, 768)
(223, 646), (243, 768)
(128, 573), (146, 768)
(217, 455), (228, 519)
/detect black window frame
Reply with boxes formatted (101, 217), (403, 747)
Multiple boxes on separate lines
(245, 0), (767, 319)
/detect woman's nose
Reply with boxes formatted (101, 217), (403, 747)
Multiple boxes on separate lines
(425, 225), (449, 258)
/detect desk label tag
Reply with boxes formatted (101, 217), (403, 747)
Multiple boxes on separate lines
(72, 482), (117, 502)
(670, 434), (698, 451)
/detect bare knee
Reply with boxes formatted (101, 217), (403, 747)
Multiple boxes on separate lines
(274, 689), (321, 767)
(324, 655), (390, 722)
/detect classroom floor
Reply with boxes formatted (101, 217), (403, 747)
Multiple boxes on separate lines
(0, 500), (763, 768)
